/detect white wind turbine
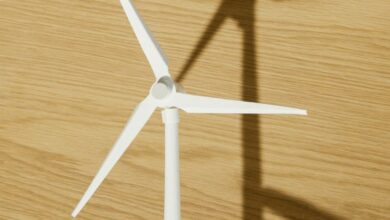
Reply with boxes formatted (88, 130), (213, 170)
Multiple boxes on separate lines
(71, 0), (307, 219)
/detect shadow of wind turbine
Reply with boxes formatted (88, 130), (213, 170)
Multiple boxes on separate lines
(176, 0), (342, 219)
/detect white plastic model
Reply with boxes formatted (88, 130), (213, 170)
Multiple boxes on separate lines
(71, 0), (307, 219)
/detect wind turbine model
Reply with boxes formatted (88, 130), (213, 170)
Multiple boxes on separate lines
(71, 0), (307, 219)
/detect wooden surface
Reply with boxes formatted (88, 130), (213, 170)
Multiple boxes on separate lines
(1, 0), (389, 219)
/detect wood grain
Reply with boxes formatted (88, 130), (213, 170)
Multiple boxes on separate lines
(1, 0), (389, 219)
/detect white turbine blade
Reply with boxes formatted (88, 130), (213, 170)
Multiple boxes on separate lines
(120, 0), (170, 79)
(72, 96), (156, 217)
(172, 93), (307, 115)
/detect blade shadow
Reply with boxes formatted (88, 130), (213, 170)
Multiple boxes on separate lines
(176, 0), (344, 219)
(258, 188), (346, 220)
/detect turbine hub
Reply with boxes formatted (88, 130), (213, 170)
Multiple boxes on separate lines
(151, 77), (175, 100)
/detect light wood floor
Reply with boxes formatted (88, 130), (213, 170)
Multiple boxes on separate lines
(1, 0), (389, 219)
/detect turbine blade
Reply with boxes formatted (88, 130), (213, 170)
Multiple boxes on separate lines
(72, 96), (156, 217)
(172, 93), (307, 115)
(120, 0), (170, 79)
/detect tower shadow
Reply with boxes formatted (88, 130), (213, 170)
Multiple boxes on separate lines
(176, 0), (344, 219)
